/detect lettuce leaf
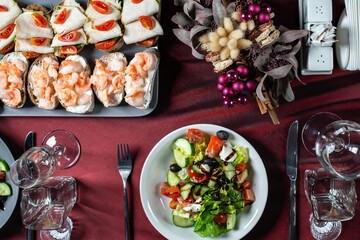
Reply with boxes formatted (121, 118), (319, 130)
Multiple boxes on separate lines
(190, 139), (207, 163)
(232, 146), (249, 166)
(195, 220), (230, 237)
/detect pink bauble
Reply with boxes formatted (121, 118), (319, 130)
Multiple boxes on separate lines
(240, 10), (252, 22)
(236, 65), (249, 78)
(217, 83), (225, 92)
(258, 11), (270, 23)
(245, 80), (257, 92)
(232, 81), (245, 93)
(226, 70), (238, 82)
(218, 75), (227, 85)
(261, 3), (272, 13)
(223, 98), (234, 108)
(236, 95), (249, 105)
(248, 4), (261, 15)
(222, 87), (235, 97)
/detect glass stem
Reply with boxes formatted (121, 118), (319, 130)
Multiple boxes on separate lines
(54, 145), (64, 157)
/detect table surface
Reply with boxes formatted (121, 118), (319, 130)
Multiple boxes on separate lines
(1, 0), (360, 239)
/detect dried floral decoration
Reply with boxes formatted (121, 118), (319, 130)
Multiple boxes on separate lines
(172, 0), (309, 124)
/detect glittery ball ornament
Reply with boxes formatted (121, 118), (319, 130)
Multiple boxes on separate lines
(258, 11), (270, 23)
(261, 3), (272, 13)
(240, 10), (252, 22)
(248, 4), (261, 15)
(225, 70), (238, 82)
(236, 65), (249, 78)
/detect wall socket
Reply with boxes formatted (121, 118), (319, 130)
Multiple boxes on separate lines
(305, 47), (333, 71)
(303, 0), (332, 23)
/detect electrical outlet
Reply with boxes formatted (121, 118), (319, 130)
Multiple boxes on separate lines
(303, 0), (332, 23)
(305, 47), (333, 71)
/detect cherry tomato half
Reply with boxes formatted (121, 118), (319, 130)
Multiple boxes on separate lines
(31, 13), (47, 28)
(90, 1), (110, 14)
(139, 16), (154, 30)
(58, 45), (78, 55)
(22, 52), (41, 59)
(30, 37), (48, 46)
(186, 128), (203, 144)
(95, 20), (115, 31)
(131, 0), (143, 3)
(95, 39), (116, 50)
(58, 31), (79, 42)
(137, 38), (155, 47)
(0, 5), (8, 12)
(213, 213), (227, 225)
(54, 8), (68, 24)
(0, 24), (15, 39)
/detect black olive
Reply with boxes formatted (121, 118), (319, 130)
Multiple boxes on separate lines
(216, 130), (229, 140)
(170, 163), (181, 172)
(217, 175), (230, 186)
(212, 192), (221, 201)
(204, 157), (219, 168)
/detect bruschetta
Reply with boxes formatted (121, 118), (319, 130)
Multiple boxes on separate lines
(54, 55), (94, 114)
(0, 52), (29, 108)
(124, 48), (159, 109)
(0, 0), (22, 54)
(84, 0), (123, 52)
(50, 0), (88, 57)
(90, 52), (127, 107)
(27, 54), (59, 110)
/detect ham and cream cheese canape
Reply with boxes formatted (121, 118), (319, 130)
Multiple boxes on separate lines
(0, 0), (22, 54)
(0, 52), (29, 108)
(90, 52), (127, 107)
(50, 0), (88, 57)
(15, 5), (54, 59)
(54, 55), (94, 114)
(84, 0), (123, 52)
(28, 54), (59, 110)
(122, 0), (163, 47)
(124, 48), (159, 109)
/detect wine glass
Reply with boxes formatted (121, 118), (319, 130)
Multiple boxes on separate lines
(10, 130), (80, 188)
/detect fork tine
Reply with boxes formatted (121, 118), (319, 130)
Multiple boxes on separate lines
(126, 144), (131, 162)
(121, 144), (125, 162)
(117, 144), (120, 165)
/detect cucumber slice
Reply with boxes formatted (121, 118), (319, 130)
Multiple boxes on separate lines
(167, 170), (180, 187)
(191, 164), (203, 174)
(192, 185), (202, 200)
(200, 185), (209, 195)
(0, 182), (11, 196)
(173, 149), (189, 168)
(236, 169), (248, 184)
(173, 211), (195, 227)
(180, 183), (193, 200)
(222, 163), (236, 181)
(174, 138), (195, 156)
(226, 213), (236, 230)
(0, 160), (9, 171)
(177, 168), (190, 181)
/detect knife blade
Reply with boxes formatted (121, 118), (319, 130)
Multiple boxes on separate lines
(24, 131), (35, 240)
(286, 120), (298, 240)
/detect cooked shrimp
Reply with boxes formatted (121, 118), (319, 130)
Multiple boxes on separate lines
(106, 59), (126, 72)
(32, 69), (49, 88)
(3, 89), (21, 107)
(58, 88), (77, 106)
(125, 91), (145, 108)
(59, 60), (83, 74)
(112, 73), (125, 91)
(12, 60), (27, 73)
(33, 87), (45, 99)
(38, 97), (56, 110)
(42, 57), (59, 80)
(77, 93), (91, 106)
(0, 76), (8, 89)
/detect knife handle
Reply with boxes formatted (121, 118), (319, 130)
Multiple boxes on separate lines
(289, 180), (296, 240)
(26, 229), (35, 240)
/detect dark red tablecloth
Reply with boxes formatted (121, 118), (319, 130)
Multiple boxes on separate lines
(1, 0), (360, 239)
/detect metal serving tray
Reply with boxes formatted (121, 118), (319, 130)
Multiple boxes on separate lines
(0, 0), (159, 117)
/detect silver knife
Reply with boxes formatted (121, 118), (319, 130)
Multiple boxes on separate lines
(24, 131), (35, 240)
(286, 120), (298, 240)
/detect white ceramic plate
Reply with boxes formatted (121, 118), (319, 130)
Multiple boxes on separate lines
(140, 124), (268, 240)
(0, 138), (19, 229)
(336, 9), (350, 70)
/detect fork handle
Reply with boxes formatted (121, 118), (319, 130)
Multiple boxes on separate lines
(123, 181), (131, 240)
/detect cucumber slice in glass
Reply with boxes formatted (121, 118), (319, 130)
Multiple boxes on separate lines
(174, 138), (195, 156)
(173, 148), (189, 168)
(0, 182), (11, 196)
(173, 211), (195, 228)
(0, 159), (10, 171)
(167, 170), (180, 187)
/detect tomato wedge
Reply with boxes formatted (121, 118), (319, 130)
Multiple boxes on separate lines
(30, 37), (48, 46)
(0, 24), (15, 39)
(32, 13), (47, 28)
(0, 5), (8, 12)
(205, 136), (224, 158)
(54, 8), (68, 24)
(95, 20), (115, 31)
(0, 41), (14, 54)
(58, 30), (79, 42)
(139, 16), (154, 30)
(137, 38), (155, 47)
(160, 182), (181, 199)
(90, 1), (110, 14)
(169, 199), (178, 209)
(95, 39), (116, 50)
(131, 0), (143, 3)
(58, 45), (78, 55)
(186, 128), (203, 144)
(22, 52), (41, 59)
(213, 213), (227, 225)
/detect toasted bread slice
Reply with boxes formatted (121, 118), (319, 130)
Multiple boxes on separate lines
(25, 4), (49, 16)
(27, 53), (59, 110)
(91, 52), (127, 107)
(0, 52), (29, 108)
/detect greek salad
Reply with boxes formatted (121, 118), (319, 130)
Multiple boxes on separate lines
(0, 159), (12, 211)
(160, 128), (255, 238)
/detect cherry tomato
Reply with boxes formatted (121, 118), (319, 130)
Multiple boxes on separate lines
(54, 8), (68, 24)
(0, 24), (15, 39)
(160, 182), (181, 199)
(58, 45), (78, 55)
(139, 16), (154, 30)
(0, 5), (8, 12)
(131, 0), (143, 3)
(137, 38), (155, 47)
(0, 41), (14, 54)
(0, 171), (5, 180)
(90, 1), (110, 14)
(95, 39), (116, 50)
(188, 166), (203, 179)
(205, 136), (224, 158)
(30, 37), (48, 46)
(95, 20), (115, 31)
(186, 128), (203, 144)
(242, 188), (255, 205)
(235, 162), (246, 175)
(169, 199), (178, 209)
(58, 31), (79, 42)
(32, 13), (47, 28)
(213, 213), (227, 225)
(22, 52), (41, 59)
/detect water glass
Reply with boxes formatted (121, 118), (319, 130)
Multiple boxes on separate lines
(20, 176), (77, 230)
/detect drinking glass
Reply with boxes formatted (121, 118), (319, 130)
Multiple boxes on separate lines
(20, 176), (77, 231)
(304, 168), (357, 240)
(40, 217), (73, 240)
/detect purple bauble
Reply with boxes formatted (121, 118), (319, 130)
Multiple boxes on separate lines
(232, 81), (245, 93)
(217, 83), (225, 92)
(236, 65), (249, 78)
(261, 3), (272, 13)
(258, 11), (270, 23)
(226, 70), (238, 82)
(240, 10), (252, 22)
(223, 98), (234, 108)
(218, 75), (227, 85)
(248, 4), (261, 15)
(222, 86), (235, 97)
(236, 95), (249, 105)
(245, 80), (257, 92)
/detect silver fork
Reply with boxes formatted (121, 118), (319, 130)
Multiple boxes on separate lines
(117, 144), (133, 240)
